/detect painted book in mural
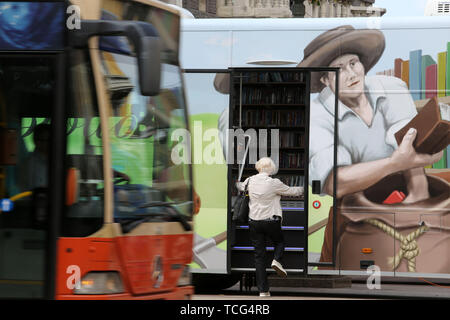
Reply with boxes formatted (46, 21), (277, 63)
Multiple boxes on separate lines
(395, 97), (450, 154)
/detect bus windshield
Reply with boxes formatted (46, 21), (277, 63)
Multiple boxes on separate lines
(98, 4), (192, 222)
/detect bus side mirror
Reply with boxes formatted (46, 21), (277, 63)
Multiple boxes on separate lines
(137, 35), (161, 96)
(70, 20), (161, 96)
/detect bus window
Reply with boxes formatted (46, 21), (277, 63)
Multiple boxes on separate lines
(99, 46), (192, 224)
(61, 49), (104, 237)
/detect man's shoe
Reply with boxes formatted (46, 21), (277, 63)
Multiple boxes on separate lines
(259, 292), (270, 297)
(271, 259), (287, 278)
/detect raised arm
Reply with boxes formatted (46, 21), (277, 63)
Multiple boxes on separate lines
(273, 179), (304, 197)
(236, 177), (250, 192)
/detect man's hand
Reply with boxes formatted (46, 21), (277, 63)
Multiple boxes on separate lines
(390, 128), (443, 171)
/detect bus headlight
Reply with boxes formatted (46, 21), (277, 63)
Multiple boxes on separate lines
(177, 265), (191, 286)
(74, 272), (124, 295)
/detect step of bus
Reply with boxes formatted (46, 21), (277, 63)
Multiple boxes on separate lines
(268, 275), (352, 288)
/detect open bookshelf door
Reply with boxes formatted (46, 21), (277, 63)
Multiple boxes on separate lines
(306, 69), (340, 272)
(182, 69), (232, 276)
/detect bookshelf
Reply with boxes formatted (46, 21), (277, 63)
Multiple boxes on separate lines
(228, 68), (309, 274)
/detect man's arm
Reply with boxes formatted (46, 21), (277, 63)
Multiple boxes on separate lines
(323, 156), (396, 198)
(324, 128), (443, 198)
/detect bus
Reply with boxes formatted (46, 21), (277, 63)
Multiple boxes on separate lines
(0, 0), (195, 299)
(180, 16), (450, 288)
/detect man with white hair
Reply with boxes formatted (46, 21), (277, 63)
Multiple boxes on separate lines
(236, 157), (303, 297)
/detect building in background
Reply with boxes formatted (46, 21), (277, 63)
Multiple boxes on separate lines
(425, 0), (450, 16)
(176, 0), (385, 19)
(303, 0), (385, 18)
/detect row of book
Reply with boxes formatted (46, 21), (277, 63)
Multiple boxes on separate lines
(237, 150), (305, 168)
(376, 42), (450, 101)
(279, 151), (305, 169)
(278, 175), (305, 187)
(239, 87), (306, 105)
(280, 131), (305, 148)
(236, 71), (306, 83)
(240, 109), (305, 127)
(230, 131), (305, 148)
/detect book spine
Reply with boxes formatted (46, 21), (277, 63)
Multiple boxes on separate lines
(425, 64), (438, 99)
(401, 60), (410, 88)
(438, 51), (447, 98)
(447, 42), (450, 96)
(409, 50), (422, 101)
(394, 58), (403, 79)
(447, 145), (450, 169)
(422, 55), (437, 99)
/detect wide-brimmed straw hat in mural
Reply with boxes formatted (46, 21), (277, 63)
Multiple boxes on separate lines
(297, 25), (385, 93)
(214, 73), (230, 94)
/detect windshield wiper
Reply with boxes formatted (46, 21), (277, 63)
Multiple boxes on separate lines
(141, 201), (192, 231)
(119, 201), (192, 233)
(138, 201), (177, 208)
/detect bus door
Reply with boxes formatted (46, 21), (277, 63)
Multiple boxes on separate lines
(0, 54), (66, 299)
(307, 68), (339, 272)
(0, 0), (66, 300)
(182, 69), (231, 276)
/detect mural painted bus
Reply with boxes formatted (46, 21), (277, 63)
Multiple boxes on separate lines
(0, 0), (196, 299)
(180, 16), (450, 289)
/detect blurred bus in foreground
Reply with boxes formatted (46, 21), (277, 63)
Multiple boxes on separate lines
(0, 0), (195, 299)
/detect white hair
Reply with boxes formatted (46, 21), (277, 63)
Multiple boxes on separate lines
(255, 157), (277, 175)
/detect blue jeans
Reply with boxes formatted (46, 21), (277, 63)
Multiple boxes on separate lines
(249, 217), (284, 293)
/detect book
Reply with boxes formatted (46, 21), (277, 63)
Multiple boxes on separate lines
(383, 190), (406, 204)
(409, 50), (422, 101)
(438, 52), (447, 97)
(422, 55), (436, 99)
(394, 58), (404, 79)
(447, 145), (450, 168)
(425, 64), (438, 99)
(447, 42), (450, 96)
(401, 60), (410, 88)
(394, 96), (450, 154)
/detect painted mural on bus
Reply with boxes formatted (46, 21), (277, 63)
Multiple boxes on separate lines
(180, 17), (450, 277)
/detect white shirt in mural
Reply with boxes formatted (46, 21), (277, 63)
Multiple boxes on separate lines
(309, 75), (418, 194)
